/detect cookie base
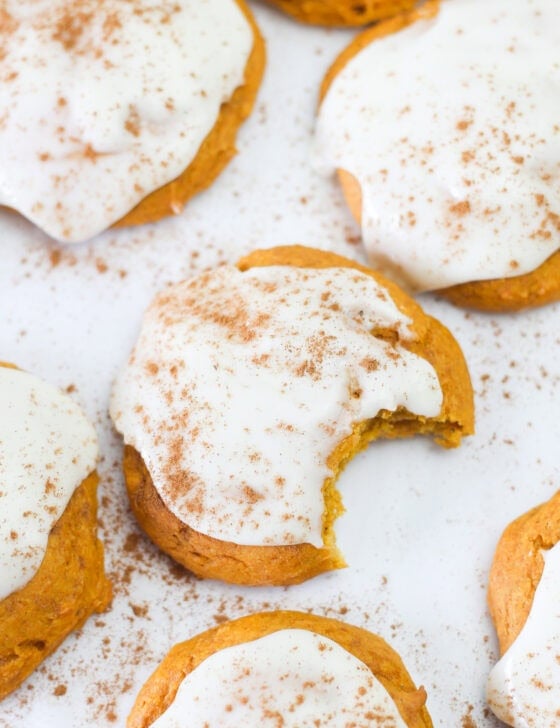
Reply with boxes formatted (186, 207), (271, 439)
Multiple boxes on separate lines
(0, 472), (112, 701)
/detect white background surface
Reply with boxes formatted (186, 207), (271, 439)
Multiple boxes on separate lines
(1, 5), (559, 726)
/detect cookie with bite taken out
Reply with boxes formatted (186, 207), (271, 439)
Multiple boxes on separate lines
(110, 245), (474, 586)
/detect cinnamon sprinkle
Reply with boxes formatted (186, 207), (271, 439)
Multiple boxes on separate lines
(52, 10), (94, 51)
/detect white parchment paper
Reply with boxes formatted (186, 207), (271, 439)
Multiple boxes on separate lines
(1, 6), (557, 726)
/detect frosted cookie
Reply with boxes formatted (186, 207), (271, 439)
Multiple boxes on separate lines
(487, 491), (560, 726)
(263, 0), (416, 27)
(316, 0), (560, 311)
(111, 245), (473, 585)
(0, 363), (111, 701)
(0, 0), (264, 243)
(128, 610), (432, 727)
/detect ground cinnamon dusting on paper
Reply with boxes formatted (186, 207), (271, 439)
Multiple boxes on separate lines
(461, 703), (478, 727)
(449, 200), (471, 216)
(294, 360), (318, 378)
(83, 144), (100, 162)
(102, 11), (122, 39)
(124, 105), (141, 137)
(52, 10), (94, 51)
(130, 603), (149, 618)
(0, 8), (18, 37)
(360, 357), (379, 372)
(242, 485), (264, 504)
(41, 242), (130, 277)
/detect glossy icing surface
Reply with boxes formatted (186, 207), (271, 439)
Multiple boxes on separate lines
(0, 0), (252, 242)
(152, 629), (408, 727)
(0, 367), (98, 600)
(111, 264), (442, 547)
(317, 0), (560, 290)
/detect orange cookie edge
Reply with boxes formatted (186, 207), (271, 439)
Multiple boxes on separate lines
(127, 610), (433, 728)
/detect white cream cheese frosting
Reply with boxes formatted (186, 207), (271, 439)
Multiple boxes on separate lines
(316, 0), (560, 291)
(0, 0), (253, 243)
(110, 264), (442, 548)
(0, 367), (98, 601)
(151, 628), (408, 727)
(487, 540), (560, 727)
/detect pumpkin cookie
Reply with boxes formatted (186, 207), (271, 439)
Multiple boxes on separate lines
(128, 611), (432, 727)
(316, 0), (560, 311)
(110, 245), (473, 586)
(0, 0), (265, 242)
(487, 491), (560, 726)
(0, 364), (111, 701)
